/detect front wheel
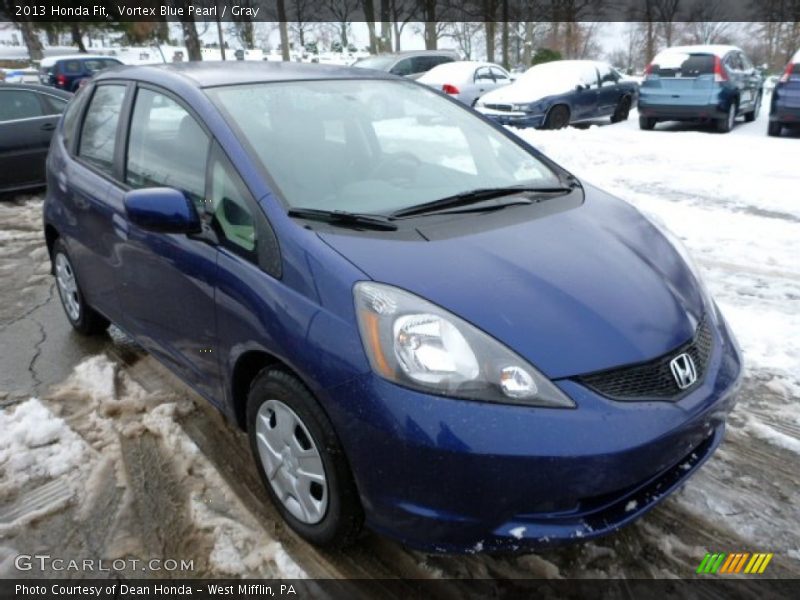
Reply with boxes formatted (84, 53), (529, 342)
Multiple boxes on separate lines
(543, 105), (570, 129)
(639, 116), (656, 130)
(52, 239), (109, 335)
(247, 368), (363, 548)
(744, 94), (761, 123)
(610, 96), (632, 123)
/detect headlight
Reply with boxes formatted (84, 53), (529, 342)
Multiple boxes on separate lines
(354, 282), (574, 407)
(511, 103), (532, 111)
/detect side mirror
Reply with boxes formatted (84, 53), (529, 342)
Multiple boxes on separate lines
(124, 187), (201, 234)
(575, 84), (584, 92)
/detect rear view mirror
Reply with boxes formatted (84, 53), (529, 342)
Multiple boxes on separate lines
(124, 187), (201, 234)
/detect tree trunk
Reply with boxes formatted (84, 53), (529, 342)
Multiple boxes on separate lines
(71, 24), (87, 53)
(216, 19), (226, 60)
(19, 22), (44, 61)
(363, 0), (377, 54)
(277, 0), (290, 60)
(484, 21), (495, 62)
(180, 19), (202, 61)
(379, 0), (391, 52)
(522, 21), (533, 66)
(424, 21), (437, 50)
(340, 23), (348, 50)
(392, 21), (401, 51)
(501, 0), (509, 68)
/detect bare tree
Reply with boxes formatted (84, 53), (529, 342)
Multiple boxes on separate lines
(276, 0), (290, 60)
(389, 0), (417, 51)
(288, 0), (314, 49)
(326, 0), (358, 50)
(445, 22), (482, 59)
(17, 21), (44, 61)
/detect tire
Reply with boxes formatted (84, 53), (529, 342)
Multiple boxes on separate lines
(610, 96), (632, 123)
(52, 239), (109, 335)
(744, 94), (761, 123)
(716, 102), (737, 133)
(247, 368), (363, 548)
(767, 121), (783, 137)
(639, 116), (656, 130)
(543, 105), (570, 129)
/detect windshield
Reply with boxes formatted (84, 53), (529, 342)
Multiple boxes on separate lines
(207, 80), (560, 214)
(353, 56), (396, 71)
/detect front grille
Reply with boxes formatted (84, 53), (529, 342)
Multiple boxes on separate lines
(483, 103), (513, 112)
(577, 315), (713, 401)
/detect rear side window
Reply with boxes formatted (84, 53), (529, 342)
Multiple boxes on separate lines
(62, 61), (82, 74)
(62, 87), (88, 150)
(126, 88), (210, 209)
(40, 94), (68, 115)
(78, 84), (126, 175)
(0, 90), (44, 121)
(491, 67), (509, 81)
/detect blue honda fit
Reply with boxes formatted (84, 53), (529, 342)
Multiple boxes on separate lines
(44, 62), (742, 552)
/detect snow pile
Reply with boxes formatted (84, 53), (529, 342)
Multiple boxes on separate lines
(0, 398), (88, 490)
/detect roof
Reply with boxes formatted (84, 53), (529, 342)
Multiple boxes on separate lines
(39, 54), (118, 67)
(0, 82), (72, 98)
(418, 61), (505, 83)
(96, 60), (397, 88)
(372, 50), (460, 58)
(656, 45), (741, 58)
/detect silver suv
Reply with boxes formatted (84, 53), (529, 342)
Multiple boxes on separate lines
(353, 50), (460, 79)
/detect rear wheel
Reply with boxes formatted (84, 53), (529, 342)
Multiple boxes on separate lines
(52, 239), (109, 335)
(247, 368), (363, 547)
(744, 94), (761, 122)
(610, 96), (632, 123)
(717, 102), (737, 133)
(639, 116), (656, 130)
(543, 105), (570, 130)
(767, 121), (783, 137)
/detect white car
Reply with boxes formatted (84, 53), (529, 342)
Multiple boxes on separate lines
(418, 61), (512, 106)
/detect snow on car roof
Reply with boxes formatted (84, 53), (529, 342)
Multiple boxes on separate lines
(39, 54), (116, 67)
(418, 61), (500, 84)
(793, 49), (800, 63)
(655, 45), (740, 60)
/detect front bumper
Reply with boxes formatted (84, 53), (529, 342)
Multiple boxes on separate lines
(638, 103), (727, 121)
(478, 108), (546, 129)
(323, 308), (742, 553)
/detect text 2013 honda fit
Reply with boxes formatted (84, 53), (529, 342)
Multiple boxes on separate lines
(44, 63), (742, 552)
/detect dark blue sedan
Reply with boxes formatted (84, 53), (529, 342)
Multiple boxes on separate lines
(768, 49), (800, 136)
(44, 62), (742, 553)
(476, 60), (638, 129)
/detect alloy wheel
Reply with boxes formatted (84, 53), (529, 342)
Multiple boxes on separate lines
(255, 399), (328, 524)
(55, 252), (80, 322)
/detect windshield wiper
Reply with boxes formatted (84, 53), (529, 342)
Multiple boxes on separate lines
(288, 207), (398, 231)
(390, 185), (575, 218)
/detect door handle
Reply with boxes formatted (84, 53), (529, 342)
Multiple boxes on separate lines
(41, 123), (56, 131)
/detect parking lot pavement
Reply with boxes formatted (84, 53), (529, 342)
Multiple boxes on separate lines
(1, 107), (798, 582)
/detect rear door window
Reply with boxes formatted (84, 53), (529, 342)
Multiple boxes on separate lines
(0, 90), (44, 121)
(62, 60), (82, 74)
(77, 84), (126, 175)
(390, 58), (413, 76)
(40, 94), (68, 115)
(126, 88), (210, 210)
(490, 67), (509, 81)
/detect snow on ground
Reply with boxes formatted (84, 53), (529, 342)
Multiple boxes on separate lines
(0, 355), (304, 578)
(513, 104), (800, 388)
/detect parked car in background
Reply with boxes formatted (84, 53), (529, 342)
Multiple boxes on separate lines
(353, 50), (459, 79)
(475, 60), (637, 129)
(2, 67), (40, 84)
(418, 61), (512, 105)
(44, 62), (741, 553)
(768, 49), (800, 136)
(638, 45), (763, 133)
(0, 83), (71, 194)
(39, 55), (123, 92)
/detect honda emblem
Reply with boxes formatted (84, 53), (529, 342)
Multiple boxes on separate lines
(670, 353), (697, 390)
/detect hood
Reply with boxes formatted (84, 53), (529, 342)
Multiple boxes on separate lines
(319, 186), (705, 380)
(480, 77), (575, 105)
